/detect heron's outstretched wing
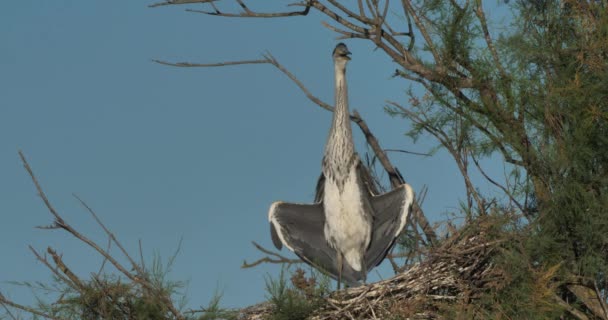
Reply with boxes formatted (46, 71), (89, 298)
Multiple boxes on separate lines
(364, 184), (414, 270)
(269, 201), (363, 286)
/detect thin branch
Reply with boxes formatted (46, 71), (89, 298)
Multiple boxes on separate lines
(307, 1), (370, 34)
(322, 21), (368, 40)
(235, 0), (253, 14)
(365, 0), (376, 20)
(1, 300), (19, 320)
(401, 0), (440, 64)
(28, 246), (78, 292)
(553, 294), (590, 320)
(357, 0), (366, 19)
(474, 1), (507, 79)
(97, 237), (112, 276)
(18, 151), (66, 229)
(469, 152), (527, 218)
(242, 241), (301, 268)
(394, 76), (523, 167)
(47, 247), (85, 291)
(150, 0), (313, 18)
(0, 291), (65, 320)
(593, 281), (608, 319)
(387, 255), (401, 274)
(185, 0), (312, 18)
(152, 59), (268, 68)
(326, 0), (373, 24)
(376, 0), (391, 45)
(139, 239), (147, 274)
(403, 4), (415, 51)
(387, 101), (484, 217)
(148, 0), (217, 8)
(242, 256), (301, 269)
(262, 53), (334, 112)
(73, 194), (146, 279)
(384, 148), (431, 157)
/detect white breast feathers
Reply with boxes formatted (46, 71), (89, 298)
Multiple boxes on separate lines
(323, 164), (371, 271)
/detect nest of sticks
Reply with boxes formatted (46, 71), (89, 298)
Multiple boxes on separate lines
(237, 227), (505, 320)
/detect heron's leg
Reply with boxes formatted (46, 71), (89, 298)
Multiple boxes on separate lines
(362, 260), (368, 284)
(337, 253), (343, 290)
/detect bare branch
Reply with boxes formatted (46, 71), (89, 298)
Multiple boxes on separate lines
(0, 291), (65, 320)
(474, 1), (507, 79)
(384, 148), (431, 157)
(18, 151), (67, 230)
(47, 247), (85, 291)
(242, 241), (301, 268)
(593, 281), (608, 319)
(1, 298), (19, 320)
(184, 0), (312, 18)
(28, 245), (79, 291)
(73, 194), (147, 280)
(153, 59), (268, 68)
(469, 152), (527, 218)
(97, 236), (112, 276)
(322, 21), (368, 40)
(387, 255), (401, 274)
(138, 239), (147, 274)
(148, 0), (217, 8)
(150, 0), (313, 18)
(401, 0), (439, 63)
(307, 1), (370, 34)
(326, 0), (373, 24)
(386, 101), (484, 217)
(262, 53), (334, 112)
(553, 294), (590, 320)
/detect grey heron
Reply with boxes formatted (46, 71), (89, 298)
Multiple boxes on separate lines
(268, 43), (414, 288)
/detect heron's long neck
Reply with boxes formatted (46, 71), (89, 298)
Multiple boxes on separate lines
(323, 62), (355, 181)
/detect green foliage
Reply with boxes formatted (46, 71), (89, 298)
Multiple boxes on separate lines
(506, 0), (608, 287)
(68, 276), (169, 320)
(195, 291), (238, 320)
(391, 1), (608, 315)
(265, 268), (330, 320)
(1, 244), (202, 320)
(387, 6), (608, 317)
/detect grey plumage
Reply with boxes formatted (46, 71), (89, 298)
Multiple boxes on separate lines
(269, 43), (414, 287)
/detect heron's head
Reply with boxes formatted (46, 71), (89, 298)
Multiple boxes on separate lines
(332, 43), (352, 62)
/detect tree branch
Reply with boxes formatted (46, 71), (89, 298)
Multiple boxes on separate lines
(0, 291), (65, 320)
(153, 0), (313, 18)
(242, 241), (302, 268)
(148, 0), (217, 8)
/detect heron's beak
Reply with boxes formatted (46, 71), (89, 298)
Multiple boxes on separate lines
(343, 51), (352, 60)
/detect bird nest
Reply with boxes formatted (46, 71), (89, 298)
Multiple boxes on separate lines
(237, 227), (506, 320)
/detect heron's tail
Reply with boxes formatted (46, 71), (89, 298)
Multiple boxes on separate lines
(344, 250), (363, 271)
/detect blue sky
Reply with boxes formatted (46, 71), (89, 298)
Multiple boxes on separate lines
(0, 0), (511, 312)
